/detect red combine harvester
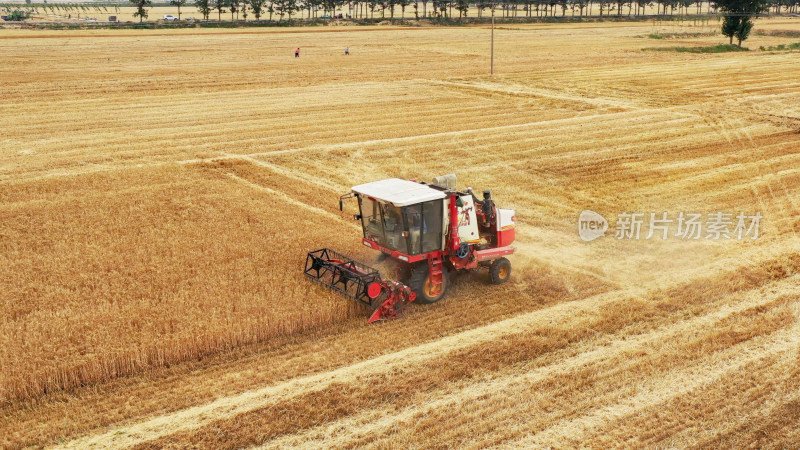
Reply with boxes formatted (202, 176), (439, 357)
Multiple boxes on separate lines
(305, 174), (515, 322)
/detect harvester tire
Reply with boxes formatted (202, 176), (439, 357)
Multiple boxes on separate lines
(408, 263), (447, 304)
(489, 257), (511, 284)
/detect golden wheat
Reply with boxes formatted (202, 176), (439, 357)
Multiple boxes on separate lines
(1, 19), (800, 448)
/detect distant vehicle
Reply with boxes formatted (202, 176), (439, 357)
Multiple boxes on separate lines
(162, 14), (179, 21)
(108, 15), (117, 22)
(321, 14), (332, 18)
(184, 17), (195, 22)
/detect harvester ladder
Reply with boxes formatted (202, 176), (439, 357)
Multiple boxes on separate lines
(428, 253), (444, 292)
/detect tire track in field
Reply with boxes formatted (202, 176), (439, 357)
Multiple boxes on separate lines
(254, 275), (800, 449)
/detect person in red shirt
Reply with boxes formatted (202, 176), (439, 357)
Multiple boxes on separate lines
(295, 48), (300, 58)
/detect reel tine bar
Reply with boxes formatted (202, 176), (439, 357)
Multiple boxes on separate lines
(304, 248), (382, 306)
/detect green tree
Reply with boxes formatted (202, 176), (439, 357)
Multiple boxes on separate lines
(432, 0), (446, 16)
(398, 0), (410, 17)
(130, 0), (152, 22)
(419, 0), (428, 16)
(274, 0), (297, 19)
(733, 16), (754, 46)
(196, 0), (212, 19)
(248, 0), (266, 19)
(213, 0), (226, 20)
(717, 0), (768, 46)
(721, 15), (741, 44)
(453, 0), (467, 16)
(170, 0), (187, 19)
(230, 0), (240, 19)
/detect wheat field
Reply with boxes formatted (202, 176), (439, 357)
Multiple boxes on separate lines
(2, 18), (800, 448)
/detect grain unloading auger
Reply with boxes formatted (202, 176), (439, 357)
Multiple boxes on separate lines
(305, 174), (516, 323)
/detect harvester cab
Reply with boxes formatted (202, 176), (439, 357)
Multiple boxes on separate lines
(305, 174), (515, 322)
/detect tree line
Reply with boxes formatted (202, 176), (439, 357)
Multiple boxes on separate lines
(125, 0), (796, 22)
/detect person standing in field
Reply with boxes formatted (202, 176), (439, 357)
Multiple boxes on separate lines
(295, 48), (300, 58)
(345, 47), (349, 55)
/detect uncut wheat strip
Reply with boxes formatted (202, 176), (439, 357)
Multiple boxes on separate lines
(504, 319), (800, 448)
(257, 275), (800, 449)
(58, 286), (648, 450)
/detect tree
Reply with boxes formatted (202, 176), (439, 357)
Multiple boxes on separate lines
(274, 0), (298, 19)
(196, 0), (212, 19)
(398, 0), (410, 17)
(170, 0), (187, 19)
(721, 15), (741, 44)
(734, 16), (754, 45)
(249, 0), (266, 19)
(213, 0), (226, 20)
(230, 0), (240, 20)
(432, 0), (446, 16)
(455, 0), (468, 16)
(717, 0), (768, 46)
(130, 0), (152, 22)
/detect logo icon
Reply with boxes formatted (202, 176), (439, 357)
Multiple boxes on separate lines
(578, 210), (608, 242)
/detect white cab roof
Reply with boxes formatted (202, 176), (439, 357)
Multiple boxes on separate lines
(352, 178), (446, 207)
